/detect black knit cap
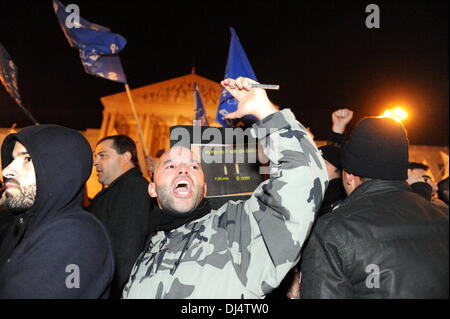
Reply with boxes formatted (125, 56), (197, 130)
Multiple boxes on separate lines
(319, 145), (342, 170)
(341, 117), (409, 180)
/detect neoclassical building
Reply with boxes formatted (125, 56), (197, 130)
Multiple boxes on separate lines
(98, 71), (221, 157)
(86, 71), (222, 197)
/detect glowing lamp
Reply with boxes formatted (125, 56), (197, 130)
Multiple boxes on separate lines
(380, 107), (408, 123)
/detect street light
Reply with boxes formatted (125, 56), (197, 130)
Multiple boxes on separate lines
(380, 107), (408, 123)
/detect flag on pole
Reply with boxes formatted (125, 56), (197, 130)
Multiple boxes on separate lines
(194, 82), (209, 126)
(52, 0), (127, 83)
(0, 42), (22, 107)
(216, 27), (257, 127)
(0, 42), (39, 124)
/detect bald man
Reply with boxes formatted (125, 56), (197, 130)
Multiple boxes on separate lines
(123, 77), (328, 299)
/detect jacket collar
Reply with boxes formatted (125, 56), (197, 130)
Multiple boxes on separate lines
(340, 179), (411, 207)
(96, 166), (143, 196)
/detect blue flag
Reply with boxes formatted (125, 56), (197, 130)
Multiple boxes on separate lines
(0, 42), (22, 106)
(194, 82), (209, 126)
(53, 0), (127, 83)
(0, 42), (39, 124)
(216, 27), (258, 127)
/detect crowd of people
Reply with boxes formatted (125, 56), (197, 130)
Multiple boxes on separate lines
(0, 77), (448, 299)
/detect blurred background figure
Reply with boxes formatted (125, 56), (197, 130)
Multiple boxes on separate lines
(317, 145), (346, 216)
(317, 108), (354, 216)
(327, 108), (354, 147)
(437, 177), (449, 206)
(408, 162), (447, 207)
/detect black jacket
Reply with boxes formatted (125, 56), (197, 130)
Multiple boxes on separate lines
(300, 179), (449, 299)
(0, 210), (13, 244)
(88, 167), (153, 298)
(0, 125), (114, 298)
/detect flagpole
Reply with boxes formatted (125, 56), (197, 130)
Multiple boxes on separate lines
(18, 102), (39, 125)
(124, 83), (149, 159)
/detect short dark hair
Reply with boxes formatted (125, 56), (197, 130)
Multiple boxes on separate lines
(408, 162), (429, 171)
(97, 135), (140, 167)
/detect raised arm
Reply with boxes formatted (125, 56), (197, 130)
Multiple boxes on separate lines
(220, 77), (328, 296)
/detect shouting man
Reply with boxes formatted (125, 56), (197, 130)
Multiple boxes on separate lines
(122, 77), (328, 299)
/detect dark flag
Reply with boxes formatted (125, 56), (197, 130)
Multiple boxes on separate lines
(0, 43), (21, 106)
(216, 27), (258, 127)
(194, 82), (209, 126)
(52, 0), (127, 83)
(0, 42), (39, 124)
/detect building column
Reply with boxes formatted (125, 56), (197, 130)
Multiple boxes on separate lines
(106, 112), (117, 136)
(98, 111), (110, 140)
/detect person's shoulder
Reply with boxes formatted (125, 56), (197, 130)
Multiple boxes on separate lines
(115, 170), (149, 190)
(311, 209), (347, 237)
(428, 199), (449, 220)
(432, 198), (449, 209)
(313, 198), (370, 239)
(395, 190), (448, 221)
(330, 191), (378, 219)
(46, 210), (110, 244)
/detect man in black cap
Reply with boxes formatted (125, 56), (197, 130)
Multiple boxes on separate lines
(300, 117), (449, 298)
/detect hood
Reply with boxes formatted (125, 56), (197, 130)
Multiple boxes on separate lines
(1, 124), (93, 232)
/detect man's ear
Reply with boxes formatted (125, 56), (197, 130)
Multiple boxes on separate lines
(203, 182), (207, 198)
(121, 151), (132, 164)
(347, 173), (356, 185)
(148, 182), (158, 198)
(342, 169), (351, 185)
(343, 170), (353, 185)
(407, 168), (413, 179)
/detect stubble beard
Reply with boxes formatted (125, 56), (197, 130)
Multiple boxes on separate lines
(0, 180), (36, 214)
(156, 183), (203, 214)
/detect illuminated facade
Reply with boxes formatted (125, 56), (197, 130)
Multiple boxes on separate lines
(0, 73), (448, 199)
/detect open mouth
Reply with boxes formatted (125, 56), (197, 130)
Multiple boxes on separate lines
(173, 178), (192, 197)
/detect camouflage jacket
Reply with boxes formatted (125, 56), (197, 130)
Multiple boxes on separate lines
(123, 109), (328, 299)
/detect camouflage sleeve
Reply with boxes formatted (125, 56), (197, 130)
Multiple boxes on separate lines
(235, 109), (328, 296)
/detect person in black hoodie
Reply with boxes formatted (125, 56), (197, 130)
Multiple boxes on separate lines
(0, 125), (114, 298)
(88, 135), (153, 299)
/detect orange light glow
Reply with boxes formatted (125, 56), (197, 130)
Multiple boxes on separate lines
(380, 107), (408, 123)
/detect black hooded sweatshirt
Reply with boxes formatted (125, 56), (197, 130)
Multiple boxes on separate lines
(0, 125), (114, 298)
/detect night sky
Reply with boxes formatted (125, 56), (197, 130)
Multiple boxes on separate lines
(0, 0), (448, 145)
